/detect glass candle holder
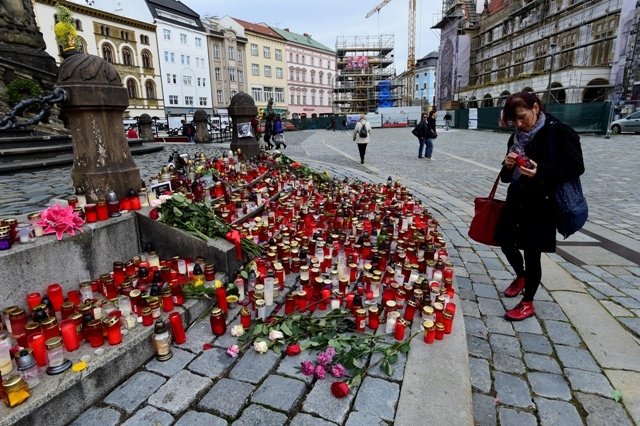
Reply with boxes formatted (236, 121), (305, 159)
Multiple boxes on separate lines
(46, 283), (64, 312)
(9, 308), (28, 336)
(0, 331), (13, 375)
(27, 333), (47, 367)
(86, 319), (104, 348)
(141, 307), (153, 326)
(169, 312), (186, 344)
(103, 317), (122, 346)
(209, 307), (226, 336)
(60, 319), (80, 352)
(423, 320), (435, 344)
(41, 317), (60, 341)
(435, 323), (445, 340)
(2, 375), (30, 408)
(45, 337), (64, 367)
(96, 201), (109, 221)
(84, 204), (98, 223)
(443, 311), (454, 334)
(256, 299), (266, 321)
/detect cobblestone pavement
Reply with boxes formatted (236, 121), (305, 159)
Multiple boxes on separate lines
(3, 128), (640, 424)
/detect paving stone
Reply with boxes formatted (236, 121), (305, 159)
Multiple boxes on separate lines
(498, 407), (537, 426)
(477, 297), (506, 316)
(528, 372), (572, 401)
(188, 347), (236, 378)
(575, 392), (634, 426)
(523, 353), (562, 374)
(473, 283), (500, 299)
(613, 297), (640, 310)
(543, 320), (582, 346)
(534, 301), (569, 321)
(122, 406), (174, 426)
(564, 368), (614, 397)
(369, 350), (406, 382)
(69, 407), (121, 426)
(519, 332), (553, 355)
(600, 300), (634, 317)
(291, 413), (339, 426)
(555, 345), (600, 372)
(104, 371), (166, 414)
(148, 370), (211, 415)
(345, 410), (388, 426)
(511, 317), (543, 334)
(458, 287), (477, 301)
(535, 287), (554, 301)
(467, 335), (492, 359)
(229, 348), (281, 384)
(461, 299), (481, 318)
(485, 316), (515, 336)
(535, 397), (583, 426)
(251, 374), (307, 412)
(198, 378), (255, 418)
(618, 317), (640, 337)
(145, 347), (196, 377)
(175, 317), (213, 355)
(472, 392), (497, 426)
(493, 353), (525, 375)
(464, 316), (488, 339)
(276, 350), (318, 384)
(494, 371), (534, 408)
(303, 378), (356, 424)
(353, 376), (400, 422)
(232, 404), (288, 426)
(489, 333), (521, 358)
(469, 357), (491, 393)
(174, 411), (226, 426)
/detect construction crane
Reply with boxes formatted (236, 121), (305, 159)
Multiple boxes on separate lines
(366, 0), (417, 106)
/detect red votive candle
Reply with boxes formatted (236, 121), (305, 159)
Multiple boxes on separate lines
(423, 320), (435, 344)
(394, 319), (407, 341)
(435, 323), (445, 340)
(60, 319), (80, 352)
(319, 289), (331, 311)
(240, 307), (251, 330)
(169, 312), (186, 344)
(67, 290), (82, 306)
(47, 283), (64, 312)
(28, 333), (47, 366)
(296, 291), (307, 312)
(355, 309), (366, 332)
(103, 317), (122, 345)
(443, 312), (454, 334)
(216, 286), (228, 316)
(87, 319), (104, 347)
(96, 201), (109, 221)
(368, 306), (380, 330)
(84, 204), (98, 223)
(209, 307), (226, 336)
(26, 292), (42, 314)
(284, 294), (296, 315)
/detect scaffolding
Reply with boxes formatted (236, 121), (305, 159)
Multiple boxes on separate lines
(333, 35), (399, 113)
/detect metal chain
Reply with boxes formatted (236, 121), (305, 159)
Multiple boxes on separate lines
(0, 87), (67, 131)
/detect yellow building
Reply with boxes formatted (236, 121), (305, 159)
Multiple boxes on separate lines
(232, 18), (288, 117)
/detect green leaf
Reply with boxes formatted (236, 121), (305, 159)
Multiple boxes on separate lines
(328, 339), (340, 350)
(612, 389), (623, 402)
(352, 358), (363, 369)
(241, 271), (248, 279)
(273, 344), (282, 354)
(350, 374), (362, 387)
(173, 193), (186, 203)
(387, 353), (398, 364)
(252, 326), (263, 336)
(383, 360), (393, 376)
(172, 206), (183, 217)
(281, 322), (293, 337)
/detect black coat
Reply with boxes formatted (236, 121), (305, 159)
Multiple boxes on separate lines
(494, 114), (584, 252)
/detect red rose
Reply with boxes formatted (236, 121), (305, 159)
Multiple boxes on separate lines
(330, 381), (350, 398)
(202, 343), (213, 351)
(286, 344), (301, 356)
(149, 208), (159, 220)
(290, 162), (301, 169)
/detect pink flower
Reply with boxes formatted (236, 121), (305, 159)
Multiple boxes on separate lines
(330, 364), (346, 378)
(226, 344), (240, 357)
(314, 364), (326, 379)
(35, 204), (84, 240)
(317, 350), (333, 366)
(301, 360), (315, 376)
(324, 347), (337, 358)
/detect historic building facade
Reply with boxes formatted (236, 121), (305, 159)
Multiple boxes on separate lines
(415, 52), (438, 110)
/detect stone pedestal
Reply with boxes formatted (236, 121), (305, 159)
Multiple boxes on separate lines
(58, 53), (141, 203)
(193, 109), (210, 143)
(138, 113), (154, 142)
(229, 93), (259, 159)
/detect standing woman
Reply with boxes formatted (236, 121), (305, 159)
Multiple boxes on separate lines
(425, 110), (437, 160)
(495, 92), (584, 321)
(353, 114), (371, 164)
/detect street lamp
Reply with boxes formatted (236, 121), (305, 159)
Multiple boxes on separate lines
(546, 41), (557, 106)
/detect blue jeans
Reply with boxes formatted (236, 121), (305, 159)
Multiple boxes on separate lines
(425, 138), (434, 158)
(418, 138), (426, 157)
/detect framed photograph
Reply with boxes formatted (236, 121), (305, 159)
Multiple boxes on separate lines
(237, 122), (253, 138)
(149, 181), (172, 198)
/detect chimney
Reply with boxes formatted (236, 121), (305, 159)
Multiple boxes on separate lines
(284, 28), (289, 32)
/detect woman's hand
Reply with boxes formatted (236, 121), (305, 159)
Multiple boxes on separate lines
(519, 159), (537, 177)
(505, 152), (517, 169)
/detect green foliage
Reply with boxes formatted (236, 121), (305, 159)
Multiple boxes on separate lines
(4, 79), (43, 107)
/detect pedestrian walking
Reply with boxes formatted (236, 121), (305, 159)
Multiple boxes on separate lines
(272, 114), (287, 149)
(412, 113), (428, 158)
(494, 92), (585, 321)
(126, 126), (138, 139)
(352, 114), (371, 164)
(425, 110), (437, 160)
(443, 113), (452, 130)
(181, 119), (195, 142)
(330, 117), (336, 132)
(263, 113), (274, 150)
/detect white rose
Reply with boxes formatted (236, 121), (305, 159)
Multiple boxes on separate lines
(253, 340), (268, 354)
(268, 330), (284, 341)
(230, 324), (245, 337)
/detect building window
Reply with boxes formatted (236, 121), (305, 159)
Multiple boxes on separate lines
(145, 81), (155, 99)
(275, 88), (284, 103)
(319, 93), (324, 105)
(195, 37), (202, 48)
(213, 45), (220, 58)
(263, 46), (271, 58)
(142, 51), (151, 68)
(264, 65), (272, 77)
(237, 50), (243, 62)
(164, 51), (169, 62)
(180, 33), (187, 45)
(169, 95), (178, 105)
(590, 16), (616, 66)
(216, 90), (223, 103)
(512, 48), (526, 76)
(202, 78), (206, 87)
(228, 46), (234, 59)
(75, 19), (83, 31)
(215, 68), (221, 80)
(183, 76), (192, 86)
(310, 70), (315, 83)
(533, 41), (547, 73)
(186, 56), (190, 66)
(252, 64), (259, 76)
(199, 97), (207, 106)
(263, 86), (274, 101)
(163, 29), (171, 40)
(102, 44), (113, 63)
(170, 52), (175, 63)
(497, 54), (508, 80)
(302, 95), (307, 105)
(172, 74), (176, 83)
(181, 54), (185, 65)
(252, 87), (263, 102)
(238, 70), (244, 82)
(290, 94), (295, 104)
(197, 77), (201, 86)
(276, 67), (283, 79)
(166, 73), (171, 84)
(185, 96), (194, 106)
(301, 55), (305, 65)
(122, 47), (133, 66)
(275, 49), (282, 61)
(126, 79), (137, 98)
(251, 43), (258, 56)
(140, 35), (149, 45)
(229, 68), (236, 81)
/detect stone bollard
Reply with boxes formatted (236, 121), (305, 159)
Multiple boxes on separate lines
(193, 109), (211, 144)
(58, 52), (141, 203)
(138, 113), (154, 142)
(229, 93), (259, 159)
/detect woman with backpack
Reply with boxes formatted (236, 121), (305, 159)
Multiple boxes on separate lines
(353, 114), (371, 164)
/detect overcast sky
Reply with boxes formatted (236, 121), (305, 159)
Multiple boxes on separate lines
(183, 0), (444, 73)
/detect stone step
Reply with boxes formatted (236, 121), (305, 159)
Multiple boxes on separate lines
(0, 143), (72, 158)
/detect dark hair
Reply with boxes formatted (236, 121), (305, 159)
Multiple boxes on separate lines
(428, 110), (436, 118)
(502, 92), (544, 121)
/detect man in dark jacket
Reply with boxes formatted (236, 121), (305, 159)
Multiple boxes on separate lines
(413, 113), (428, 158)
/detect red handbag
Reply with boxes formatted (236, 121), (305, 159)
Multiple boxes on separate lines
(468, 175), (505, 246)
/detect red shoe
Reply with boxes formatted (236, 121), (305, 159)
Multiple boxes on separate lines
(504, 301), (535, 321)
(504, 276), (526, 298)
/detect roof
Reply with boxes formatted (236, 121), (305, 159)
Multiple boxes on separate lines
(146, 0), (204, 31)
(271, 27), (334, 53)
(232, 18), (285, 40)
(420, 51), (439, 60)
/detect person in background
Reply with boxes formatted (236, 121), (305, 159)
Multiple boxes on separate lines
(425, 110), (437, 160)
(272, 114), (287, 149)
(443, 112), (452, 130)
(352, 114), (371, 164)
(263, 112), (274, 150)
(494, 92), (584, 321)
(413, 113), (428, 158)
(181, 119), (195, 142)
(126, 125), (138, 139)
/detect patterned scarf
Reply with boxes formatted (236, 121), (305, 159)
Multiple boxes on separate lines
(511, 111), (546, 180)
